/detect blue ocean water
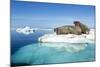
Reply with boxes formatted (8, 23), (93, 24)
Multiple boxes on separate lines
(11, 30), (95, 66)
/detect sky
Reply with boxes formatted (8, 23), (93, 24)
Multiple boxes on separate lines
(11, 0), (95, 28)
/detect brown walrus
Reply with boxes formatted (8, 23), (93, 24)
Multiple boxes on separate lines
(54, 21), (90, 35)
(54, 25), (75, 35)
(74, 21), (90, 34)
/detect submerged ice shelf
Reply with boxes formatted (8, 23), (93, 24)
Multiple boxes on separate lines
(38, 29), (95, 44)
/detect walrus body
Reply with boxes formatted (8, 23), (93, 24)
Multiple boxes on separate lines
(80, 23), (90, 34)
(74, 21), (90, 34)
(54, 21), (90, 35)
(54, 25), (75, 35)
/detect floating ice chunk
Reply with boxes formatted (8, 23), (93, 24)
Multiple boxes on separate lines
(16, 26), (35, 35)
(38, 29), (95, 43)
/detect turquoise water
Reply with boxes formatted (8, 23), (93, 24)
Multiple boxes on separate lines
(11, 42), (95, 65)
(11, 30), (95, 66)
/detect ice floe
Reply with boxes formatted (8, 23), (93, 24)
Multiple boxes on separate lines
(38, 29), (95, 44)
(16, 26), (35, 35)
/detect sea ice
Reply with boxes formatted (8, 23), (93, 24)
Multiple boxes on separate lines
(38, 29), (95, 44)
(16, 26), (35, 35)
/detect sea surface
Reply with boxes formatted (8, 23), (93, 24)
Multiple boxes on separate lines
(11, 30), (95, 66)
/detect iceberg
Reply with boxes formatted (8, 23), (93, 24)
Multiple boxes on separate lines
(38, 29), (95, 44)
(16, 26), (35, 35)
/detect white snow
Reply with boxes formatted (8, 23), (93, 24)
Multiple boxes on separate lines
(38, 29), (95, 44)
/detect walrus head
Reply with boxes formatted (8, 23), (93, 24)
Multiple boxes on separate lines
(73, 21), (82, 35)
(73, 21), (81, 27)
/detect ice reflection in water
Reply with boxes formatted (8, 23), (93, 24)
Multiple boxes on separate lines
(11, 43), (94, 65)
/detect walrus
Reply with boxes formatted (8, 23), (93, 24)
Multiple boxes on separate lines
(54, 21), (90, 35)
(74, 21), (90, 34)
(54, 25), (76, 35)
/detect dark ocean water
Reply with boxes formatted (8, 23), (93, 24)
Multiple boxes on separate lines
(11, 30), (51, 54)
(11, 30), (95, 66)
